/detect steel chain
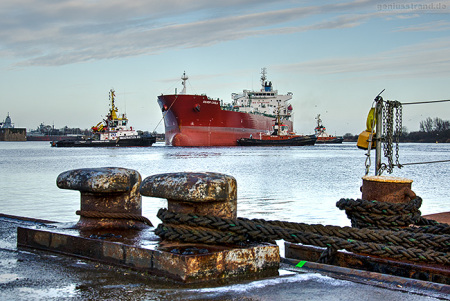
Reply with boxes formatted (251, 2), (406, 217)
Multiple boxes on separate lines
(364, 101), (377, 175)
(382, 101), (392, 173)
(381, 100), (402, 174)
(395, 104), (402, 168)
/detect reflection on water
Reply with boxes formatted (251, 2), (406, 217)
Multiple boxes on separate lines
(164, 150), (222, 159)
(0, 142), (448, 226)
(18, 284), (77, 299)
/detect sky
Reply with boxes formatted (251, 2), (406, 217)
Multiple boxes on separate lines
(1, 0), (449, 135)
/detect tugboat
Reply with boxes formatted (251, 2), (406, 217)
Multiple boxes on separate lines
(314, 114), (343, 144)
(51, 89), (155, 147)
(237, 104), (316, 146)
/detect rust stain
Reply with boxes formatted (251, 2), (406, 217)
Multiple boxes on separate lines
(33, 231), (51, 248)
(141, 172), (237, 219)
(361, 175), (414, 203)
(56, 167), (147, 230)
(49, 233), (68, 249)
(103, 242), (124, 261)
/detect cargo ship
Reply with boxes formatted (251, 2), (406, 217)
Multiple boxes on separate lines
(157, 68), (294, 146)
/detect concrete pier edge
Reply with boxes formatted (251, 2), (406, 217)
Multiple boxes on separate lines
(1, 212), (449, 300)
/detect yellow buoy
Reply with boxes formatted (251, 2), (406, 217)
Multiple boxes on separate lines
(357, 108), (377, 150)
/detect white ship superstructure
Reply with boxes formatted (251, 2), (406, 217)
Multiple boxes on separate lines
(231, 68), (293, 118)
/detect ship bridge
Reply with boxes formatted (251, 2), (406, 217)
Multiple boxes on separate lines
(231, 69), (293, 117)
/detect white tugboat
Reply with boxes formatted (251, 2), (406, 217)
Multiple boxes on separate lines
(51, 89), (155, 147)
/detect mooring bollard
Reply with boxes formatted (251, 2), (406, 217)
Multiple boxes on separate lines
(140, 172), (237, 219)
(361, 175), (416, 204)
(57, 167), (152, 229)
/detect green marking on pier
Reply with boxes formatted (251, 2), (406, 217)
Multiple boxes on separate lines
(296, 261), (307, 268)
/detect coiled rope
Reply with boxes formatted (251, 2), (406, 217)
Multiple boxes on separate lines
(155, 203), (450, 265)
(336, 197), (450, 235)
(336, 197), (423, 228)
(76, 210), (153, 227)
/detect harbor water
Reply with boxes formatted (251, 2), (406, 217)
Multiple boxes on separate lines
(1, 141), (449, 300)
(0, 141), (449, 225)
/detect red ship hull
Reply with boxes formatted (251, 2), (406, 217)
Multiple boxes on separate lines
(316, 136), (344, 144)
(158, 94), (293, 146)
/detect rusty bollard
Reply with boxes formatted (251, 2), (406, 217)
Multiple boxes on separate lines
(361, 175), (416, 204)
(140, 172), (237, 219)
(57, 167), (152, 229)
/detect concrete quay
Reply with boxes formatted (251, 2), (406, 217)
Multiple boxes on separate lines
(1, 214), (448, 301)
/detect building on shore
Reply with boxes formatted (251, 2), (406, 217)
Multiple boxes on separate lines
(0, 113), (26, 141)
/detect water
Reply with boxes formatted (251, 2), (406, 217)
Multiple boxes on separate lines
(0, 141), (449, 226)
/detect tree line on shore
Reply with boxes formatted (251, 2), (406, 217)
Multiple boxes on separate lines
(343, 117), (450, 143)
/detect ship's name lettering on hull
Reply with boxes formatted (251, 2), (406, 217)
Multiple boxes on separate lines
(203, 100), (219, 105)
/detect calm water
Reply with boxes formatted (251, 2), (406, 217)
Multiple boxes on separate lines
(0, 141), (448, 226)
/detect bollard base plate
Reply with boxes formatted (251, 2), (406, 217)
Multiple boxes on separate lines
(17, 224), (279, 283)
(284, 242), (449, 285)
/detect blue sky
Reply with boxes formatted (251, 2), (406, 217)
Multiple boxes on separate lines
(1, 0), (449, 135)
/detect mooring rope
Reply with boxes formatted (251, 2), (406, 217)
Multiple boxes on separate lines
(157, 208), (449, 253)
(401, 99), (450, 105)
(250, 218), (449, 252)
(76, 210), (153, 227)
(155, 208), (449, 265)
(336, 197), (423, 228)
(399, 160), (450, 166)
(336, 197), (450, 235)
(336, 197), (422, 215)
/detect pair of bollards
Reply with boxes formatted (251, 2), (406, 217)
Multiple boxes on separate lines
(57, 167), (416, 230)
(17, 167), (279, 283)
(57, 167), (237, 230)
(52, 167), (418, 284)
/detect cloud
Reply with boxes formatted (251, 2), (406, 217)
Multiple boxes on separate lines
(394, 20), (450, 32)
(0, 0), (375, 66)
(0, 0), (447, 67)
(280, 37), (450, 78)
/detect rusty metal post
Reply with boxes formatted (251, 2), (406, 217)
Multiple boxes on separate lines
(57, 167), (151, 229)
(375, 96), (383, 175)
(361, 175), (415, 204)
(140, 172), (237, 219)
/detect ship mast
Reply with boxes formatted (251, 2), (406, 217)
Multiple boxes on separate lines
(315, 114), (326, 136)
(273, 100), (282, 136)
(316, 114), (322, 128)
(260, 67), (267, 91)
(109, 89), (118, 120)
(181, 71), (188, 94)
